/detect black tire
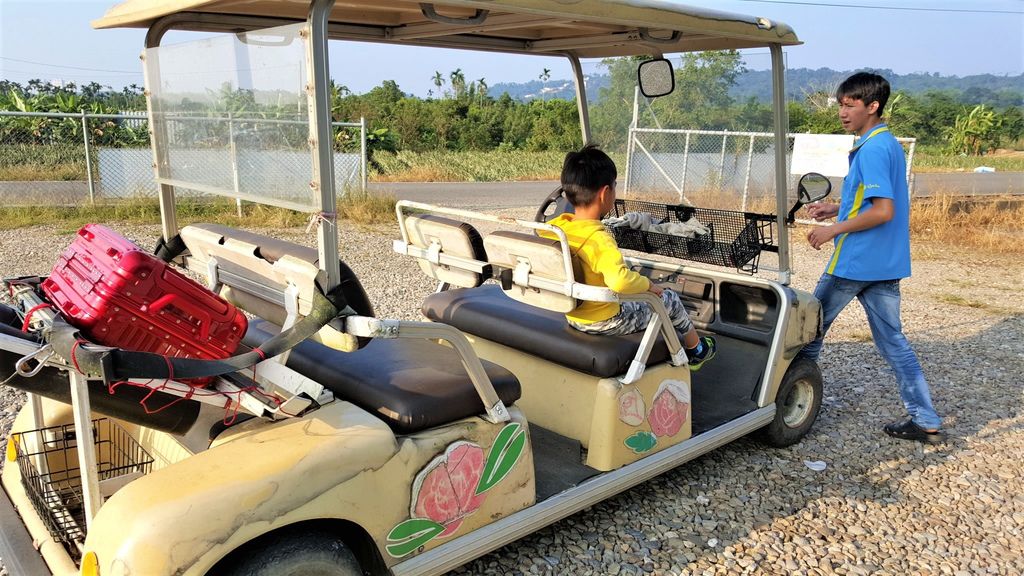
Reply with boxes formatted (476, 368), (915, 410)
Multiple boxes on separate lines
(760, 358), (823, 447)
(218, 529), (363, 576)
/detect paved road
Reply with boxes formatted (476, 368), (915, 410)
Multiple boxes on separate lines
(1, 172), (1019, 208)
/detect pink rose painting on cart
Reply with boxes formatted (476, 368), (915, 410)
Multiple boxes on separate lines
(386, 422), (527, 558)
(649, 380), (690, 438)
(411, 441), (487, 538)
(623, 380), (691, 454)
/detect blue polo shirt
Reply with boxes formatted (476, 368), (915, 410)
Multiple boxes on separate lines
(825, 124), (912, 281)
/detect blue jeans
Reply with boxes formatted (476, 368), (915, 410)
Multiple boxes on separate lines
(799, 274), (942, 430)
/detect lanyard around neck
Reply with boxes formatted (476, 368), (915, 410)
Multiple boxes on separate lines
(850, 125), (889, 153)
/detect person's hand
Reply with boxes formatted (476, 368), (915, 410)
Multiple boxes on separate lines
(806, 202), (839, 221)
(807, 225), (838, 250)
(648, 283), (664, 296)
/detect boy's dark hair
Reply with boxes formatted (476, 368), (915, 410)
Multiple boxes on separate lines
(836, 72), (891, 117)
(561, 144), (617, 207)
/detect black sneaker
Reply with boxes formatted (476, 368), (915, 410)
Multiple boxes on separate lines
(687, 336), (717, 372)
(883, 419), (946, 444)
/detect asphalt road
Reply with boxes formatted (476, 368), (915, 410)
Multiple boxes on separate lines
(0, 172), (1019, 208)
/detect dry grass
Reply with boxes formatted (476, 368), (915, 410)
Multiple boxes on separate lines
(935, 294), (991, 310)
(0, 165), (86, 181)
(909, 193), (1024, 255)
(0, 192), (397, 231)
(338, 190), (397, 226)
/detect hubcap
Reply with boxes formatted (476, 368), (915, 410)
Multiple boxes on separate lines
(782, 378), (814, 428)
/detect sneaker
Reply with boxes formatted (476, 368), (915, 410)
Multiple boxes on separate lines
(687, 335), (717, 372)
(883, 419), (947, 444)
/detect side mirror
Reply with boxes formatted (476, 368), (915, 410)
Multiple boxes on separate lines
(637, 58), (674, 98)
(787, 172), (832, 225)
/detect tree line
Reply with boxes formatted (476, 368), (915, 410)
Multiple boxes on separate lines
(2, 52), (1022, 157)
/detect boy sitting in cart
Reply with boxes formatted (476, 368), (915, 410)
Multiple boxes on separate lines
(543, 145), (716, 370)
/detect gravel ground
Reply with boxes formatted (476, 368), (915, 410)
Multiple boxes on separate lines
(1, 215), (1022, 576)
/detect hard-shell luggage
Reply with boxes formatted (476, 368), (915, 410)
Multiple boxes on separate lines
(41, 224), (247, 375)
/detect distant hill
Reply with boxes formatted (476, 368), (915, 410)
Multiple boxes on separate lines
(735, 68), (1024, 106)
(489, 68), (1023, 107)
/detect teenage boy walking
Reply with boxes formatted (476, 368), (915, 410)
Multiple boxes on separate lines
(800, 72), (945, 444)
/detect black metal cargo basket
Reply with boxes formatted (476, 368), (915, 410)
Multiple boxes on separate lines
(14, 418), (153, 553)
(610, 199), (777, 274)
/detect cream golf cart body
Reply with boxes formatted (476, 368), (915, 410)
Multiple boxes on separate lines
(0, 1), (827, 575)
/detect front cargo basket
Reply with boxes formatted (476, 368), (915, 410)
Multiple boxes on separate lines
(14, 418), (153, 555)
(610, 199), (777, 274)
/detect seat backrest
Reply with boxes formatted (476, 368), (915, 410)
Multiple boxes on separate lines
(179, 223), (375, 351)
(483, 231), (582, 313)
(404, 214), (490, 288)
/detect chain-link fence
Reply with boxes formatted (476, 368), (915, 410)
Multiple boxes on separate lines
(624, 127), (916, 211)
(0, 111), (366, 207)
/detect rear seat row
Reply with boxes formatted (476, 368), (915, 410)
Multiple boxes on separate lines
(402, 214), (686, 378)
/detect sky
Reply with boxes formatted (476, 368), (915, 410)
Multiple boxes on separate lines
(0, 0), (1021, 97)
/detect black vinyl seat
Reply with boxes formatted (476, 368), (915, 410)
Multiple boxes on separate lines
(244, 320), (521, 434)
(422, 285), (673, 379)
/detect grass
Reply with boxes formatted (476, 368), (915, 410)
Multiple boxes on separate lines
(370, 149), (625, 182)
(913, 147), (1024, 173)
(935, 294), (990, 309)
(0, 143), (88, 181)
(0, 192), (398, 231)
(908, 193), (1024, 255)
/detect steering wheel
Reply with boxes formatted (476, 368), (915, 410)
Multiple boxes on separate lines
(534, 185), (575, 223)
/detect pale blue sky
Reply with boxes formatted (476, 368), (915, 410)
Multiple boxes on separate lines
(1, 0), (1021, 97)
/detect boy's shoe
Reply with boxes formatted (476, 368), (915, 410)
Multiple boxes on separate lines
(687, 335), (716, 372)
(883, 419), (947, 444)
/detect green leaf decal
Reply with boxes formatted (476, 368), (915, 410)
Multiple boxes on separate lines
(625, 431), (657, 453)
(385, 518), (445, 558)
(476, 422), (527, 494)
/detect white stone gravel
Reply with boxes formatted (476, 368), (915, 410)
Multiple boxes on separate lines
(1, 215), (1022, 576)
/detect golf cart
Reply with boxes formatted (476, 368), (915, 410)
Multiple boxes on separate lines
(0, 2), (829, 575)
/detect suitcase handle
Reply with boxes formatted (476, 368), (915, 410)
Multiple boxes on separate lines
(146, 294), (213, 340)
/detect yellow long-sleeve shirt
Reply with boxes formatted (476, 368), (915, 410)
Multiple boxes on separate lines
(540, 214), (651, 324)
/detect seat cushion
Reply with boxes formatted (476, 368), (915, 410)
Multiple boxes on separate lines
(422, 285), (671, 379)
(244, 320), (521, 434)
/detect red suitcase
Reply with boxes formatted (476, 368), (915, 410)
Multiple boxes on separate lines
(41, 224), (248, 379)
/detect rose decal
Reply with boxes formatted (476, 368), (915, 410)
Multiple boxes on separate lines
(387, 423), (527, 558)
(618, 386), (646, 426)
(648, 380), (690, 438)
(411, 441), (487, 538)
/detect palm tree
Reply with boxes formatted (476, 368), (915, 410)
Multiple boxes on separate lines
(450, 68), (466, 99)
(432, 71), (445, 98)
(477, 77), (488, 106)
(539, 68), (551, 101)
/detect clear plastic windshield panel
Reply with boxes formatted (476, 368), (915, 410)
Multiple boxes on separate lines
(146, 23), (319, 212)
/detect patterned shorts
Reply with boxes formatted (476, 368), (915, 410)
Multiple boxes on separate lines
(570, 288), (693, 336)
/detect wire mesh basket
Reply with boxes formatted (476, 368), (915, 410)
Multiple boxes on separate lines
(610, 199), (777, 274)
(14, 418), (153, 552)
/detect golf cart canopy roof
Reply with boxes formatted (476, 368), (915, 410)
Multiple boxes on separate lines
(93, 0), (800, 57)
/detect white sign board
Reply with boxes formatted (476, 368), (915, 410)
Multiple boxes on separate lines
(791, 133), (855, 177)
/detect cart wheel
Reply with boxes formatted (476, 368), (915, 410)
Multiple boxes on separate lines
(760, 358), (822, 447)
(218, 529), (363, 576)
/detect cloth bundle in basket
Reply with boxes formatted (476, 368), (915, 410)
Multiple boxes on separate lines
(603, 212), (710, 239)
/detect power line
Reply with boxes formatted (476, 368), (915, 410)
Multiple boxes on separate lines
(0, 56), (140, 75)
(732, 0), (1024, 14)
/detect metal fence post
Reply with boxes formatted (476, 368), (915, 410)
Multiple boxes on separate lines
(624, 85), (640, 194)
(742, 134), (755, 211)
(679, 132), (690, 202)
(81, 110), (96, 205)
(228, 113), (243, 217)
(718, 133), (728, 190)
(360, 116), (367, 193)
